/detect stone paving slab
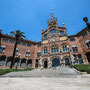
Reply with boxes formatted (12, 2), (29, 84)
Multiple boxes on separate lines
(0, 76), (90, 90)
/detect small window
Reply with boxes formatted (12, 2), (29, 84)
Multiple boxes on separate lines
(26, 50), (30, 57)
(17, 42), (20, 45)
(88, 30), (90, 34)
(62, 45), (68, 52)
(50, 29), (56, 34)
(37, 51), (41, 57)
(43, 34), (47, 39)
(85, 40), (90, 48)
(51, 45), (59, 54)
(82, 32), (87, 38)
(9, 40), (15, 44)
(27, 43), (32, 47)
(70, 38), (75, 42)
(60, 31), (64, 36)
(44, 47), (48, 54)
(0, 45), (6, 53)
(72, 45), (78, 52)
(16, 48), (19, 55)
(2, 38), (8, 42)
(22, 42), (26, 46)
(38, 45), (41, 47)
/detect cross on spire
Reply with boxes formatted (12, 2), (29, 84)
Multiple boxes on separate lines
(50, 8), (54, 20)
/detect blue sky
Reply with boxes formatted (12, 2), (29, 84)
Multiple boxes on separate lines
(0, 0), (90, 42)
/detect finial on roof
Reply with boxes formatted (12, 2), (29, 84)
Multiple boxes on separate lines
(63, 22), (65, 28)
(50, 8), (54, 20)
(41, 28), (43, 33)
(51, 8), (53, 13)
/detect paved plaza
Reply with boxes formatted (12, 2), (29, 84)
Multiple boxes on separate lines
(0, 67), (90, 90)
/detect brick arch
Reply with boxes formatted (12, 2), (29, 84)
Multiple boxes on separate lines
(50, 44), (59, 48)
(63, 55), (70, 60)
(0, 55), (6, 66)
(6, 56), (13, 66)
(20, 58), (27, 68)
(50, 56), (61, 67)
(14, 57), (20, 67)
(63, 55), (71, 65)
(42, 58), (48, 68)
(50, 56), (61, 61)
(42, 58), (48, 63)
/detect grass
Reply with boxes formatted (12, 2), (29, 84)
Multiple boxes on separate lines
(0, 68), (33, 75)
(70, 64), (90, 74)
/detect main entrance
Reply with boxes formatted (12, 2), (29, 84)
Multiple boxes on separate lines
(52, 58), (60, 67)
(86, 52), (90, 63)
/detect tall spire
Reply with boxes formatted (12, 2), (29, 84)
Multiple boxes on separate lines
(50, 8), (54, 20)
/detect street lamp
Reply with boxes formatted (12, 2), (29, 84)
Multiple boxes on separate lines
(83, 17), (90, 29)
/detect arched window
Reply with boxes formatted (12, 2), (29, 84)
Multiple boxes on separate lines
(43, 34), (47, 39)
(62, 44), (68, 52)
(0, 45), (6, 53)
(26, 50), (30, 57)
(15, 48), (19, 55)
(50, 29), (56, 34)
(85, 40), (90, 48)
(51, 45), (59, 53)
(43, 47), (48, 54)
(60, 31), (64, 36)
(72, 45), (78, 52)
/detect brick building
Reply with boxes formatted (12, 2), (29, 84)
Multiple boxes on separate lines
(0, 11), (90, 69)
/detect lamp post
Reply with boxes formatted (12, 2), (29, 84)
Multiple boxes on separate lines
(83, 17), (90, 29)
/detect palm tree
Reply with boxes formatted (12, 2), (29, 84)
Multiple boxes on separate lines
(83, 17), (90, 29)
(10, 30), (26, 69)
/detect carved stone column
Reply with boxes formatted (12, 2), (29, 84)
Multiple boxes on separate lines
(70, 50), (74, 65)
(39, 56), (43, 69)
(48, 57), (51, 68)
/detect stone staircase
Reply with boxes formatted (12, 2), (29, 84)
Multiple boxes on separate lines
(2, 66), (82, 77)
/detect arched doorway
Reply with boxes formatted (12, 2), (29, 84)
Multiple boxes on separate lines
(44, 60), (48, 68)
(14, 58), (20, 67)
(27, 59), (32, 68)
(0, 55), (6, 66)
(35, 59), (39, 68)
(52, 58), (60, 67)
(65, 58), (70, 66)
(86, 52), (90, 63)
(21, 58), (26, 68)
(6, 56), (12, 66)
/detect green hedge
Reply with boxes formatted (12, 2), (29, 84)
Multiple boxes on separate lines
(0, 68), (33, 75)
(73, 64), (90, 74)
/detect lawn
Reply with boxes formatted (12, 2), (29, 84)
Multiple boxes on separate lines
(0, 68), (33, 75)
(72, 64), (90, 74)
